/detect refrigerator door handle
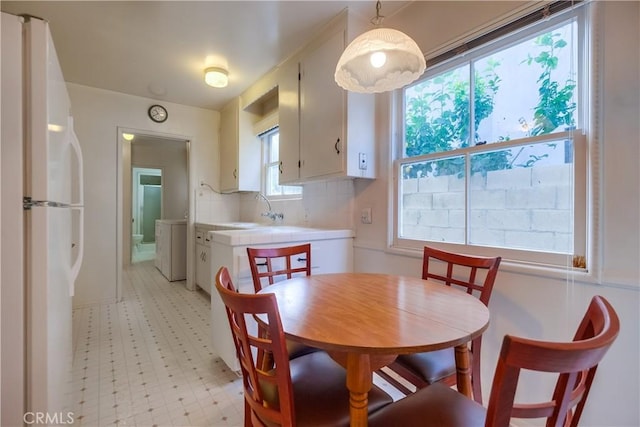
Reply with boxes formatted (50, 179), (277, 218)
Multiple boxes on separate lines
(68, 116), (84, 295)
(68, 116), (84, 207)
(69, 206), (84, 296)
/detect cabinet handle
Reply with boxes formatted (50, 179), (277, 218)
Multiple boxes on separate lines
(334, 138), (341, 154)
(279, 161), (283, 174)
(233, 169), (237, 179)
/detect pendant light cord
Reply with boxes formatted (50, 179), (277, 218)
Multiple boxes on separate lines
(371, 0), (384, 26)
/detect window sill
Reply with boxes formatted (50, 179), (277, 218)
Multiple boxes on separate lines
(383, 243), (596, 284)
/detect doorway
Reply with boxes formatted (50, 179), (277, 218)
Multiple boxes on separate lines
(131, 167), (162, 263)
(120, 132), (189, 273)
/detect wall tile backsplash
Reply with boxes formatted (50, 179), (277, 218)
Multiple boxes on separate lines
(195, 180), (355, 229)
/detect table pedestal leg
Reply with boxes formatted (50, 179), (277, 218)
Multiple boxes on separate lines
(346, 353), (371, 427)
(454, 344), (473, 399)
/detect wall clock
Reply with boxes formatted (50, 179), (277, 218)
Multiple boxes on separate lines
(148, 104), (168, 123)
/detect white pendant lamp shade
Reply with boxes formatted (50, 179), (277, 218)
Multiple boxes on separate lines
(335, 27), (426, 93)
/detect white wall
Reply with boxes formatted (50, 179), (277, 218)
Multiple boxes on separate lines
(236, 180), (355, 229)
(352, 2), (639, 426)
(131, 138), (188, 221)
(68, 83), (219, 307)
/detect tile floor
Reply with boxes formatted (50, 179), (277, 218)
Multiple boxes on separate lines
(131, 243), (156, 263)
(71, 258), (405, 427)
(71, 259), (244, 427)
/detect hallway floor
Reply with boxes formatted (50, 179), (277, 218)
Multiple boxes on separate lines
(71, 260), (244, 426)
(132, 242), (156, 263)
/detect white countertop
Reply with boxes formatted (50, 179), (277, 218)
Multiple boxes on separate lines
(195, 222), (262, 230)
(208, 226), (355, 246)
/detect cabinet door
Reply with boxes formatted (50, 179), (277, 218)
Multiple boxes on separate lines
(310, 238), (353, 274)
(203, 244), (211, 293)
(278, 61), (301, 184)
(220, 99), (239, 192)
(195, 243), (210, 291)
(195, 244), (204, 287)
(220, 97), (261, 192)
(299, 30), (345, 180)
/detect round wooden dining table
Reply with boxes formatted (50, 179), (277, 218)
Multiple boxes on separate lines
(259, 272), (490, 427)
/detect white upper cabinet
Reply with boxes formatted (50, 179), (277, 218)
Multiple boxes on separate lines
(278, 61), (301, 184)
(278, 12), (376, 184)
(299, 29), (345, 179)
(219, 97), (261, 192)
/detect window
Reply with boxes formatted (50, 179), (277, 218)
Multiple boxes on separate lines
(394, 8), (586, 268)
(262, 127), (302, 198)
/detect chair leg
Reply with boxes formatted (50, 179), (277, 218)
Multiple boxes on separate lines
(244, 399), (251, 427)
(471, 351), (482, 404)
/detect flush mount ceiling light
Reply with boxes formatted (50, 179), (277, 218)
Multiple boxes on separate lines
(204, 67), (229, 88)
(334, 1), (426, 93)
(122, 133), (135, 141)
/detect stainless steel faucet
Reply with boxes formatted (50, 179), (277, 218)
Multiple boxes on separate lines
(255, 192), (284, 221)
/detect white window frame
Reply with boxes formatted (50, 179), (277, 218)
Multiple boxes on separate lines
(261, 127), (302, 200)
(391, 7), (589, 270)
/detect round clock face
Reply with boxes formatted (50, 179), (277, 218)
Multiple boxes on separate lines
(148, 104), (168, 123)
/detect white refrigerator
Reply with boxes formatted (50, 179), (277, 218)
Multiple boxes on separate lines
(1, 12), (84, 426)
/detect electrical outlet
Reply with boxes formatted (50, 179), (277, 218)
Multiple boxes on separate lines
(359, 152), (367, 170)
(361, 207), (372, 224)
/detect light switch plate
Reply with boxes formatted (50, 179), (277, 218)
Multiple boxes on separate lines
(359, 152), (367, 170)
(361, 207), (372, 224)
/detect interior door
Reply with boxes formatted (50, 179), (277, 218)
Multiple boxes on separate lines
(142, 185), (161, 243)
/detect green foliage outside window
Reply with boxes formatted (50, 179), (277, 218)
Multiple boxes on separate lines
(403, 29), (575, 180)
(525, 32), (577, 136)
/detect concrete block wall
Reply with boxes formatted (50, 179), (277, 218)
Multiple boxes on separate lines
(401, 163), (573, 252)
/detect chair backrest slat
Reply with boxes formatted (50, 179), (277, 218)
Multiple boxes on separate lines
(422, 245), (502, 306)
(215, 267), (297, 427)
(247, 244), (312, 293)
(421, 245), (502, 404)
(485, 295), (620, 427)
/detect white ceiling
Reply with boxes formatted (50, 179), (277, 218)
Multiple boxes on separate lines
(1, 1), (410, 111)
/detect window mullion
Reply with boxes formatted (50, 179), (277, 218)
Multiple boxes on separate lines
(466, 62), (476, 245)
(469, 60), (476, 147)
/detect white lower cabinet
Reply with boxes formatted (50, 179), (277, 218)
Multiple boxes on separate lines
(195, 228), (212, 291)
(194, 222), (263, 293)
(208, 228), (355, 371)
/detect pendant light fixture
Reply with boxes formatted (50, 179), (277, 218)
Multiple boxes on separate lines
(334, 1), (426, 93)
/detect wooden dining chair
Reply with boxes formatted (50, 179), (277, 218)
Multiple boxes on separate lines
(215, 267), (393, 427)
(369, 295), (620, 427)
(247, 244), (318, 359)
(247, 244), (311, 293)
(379, 245), (501, 403)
